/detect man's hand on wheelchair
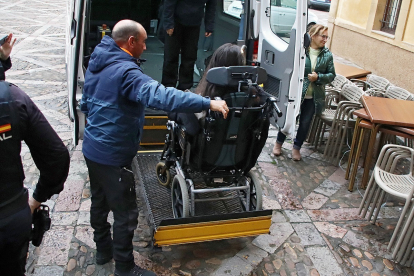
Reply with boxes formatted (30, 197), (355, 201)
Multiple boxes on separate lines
(210, 100), (229, 119)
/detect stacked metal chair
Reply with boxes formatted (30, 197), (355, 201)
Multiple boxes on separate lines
(385, 85), (412, 100)
(308, 74), (349, 148)
(363, 74), (391, 96)
(358, 144), (414, 266)
(322, 84), (365, 165)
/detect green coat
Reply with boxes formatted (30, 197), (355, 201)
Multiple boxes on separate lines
(302, 47), (336, 115)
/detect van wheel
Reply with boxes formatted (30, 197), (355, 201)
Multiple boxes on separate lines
(171, 175), (190, 218)
(238, 171), (263, 211)
(156, 162), (171, 187)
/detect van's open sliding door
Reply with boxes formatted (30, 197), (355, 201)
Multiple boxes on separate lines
(251, 0), (307, 137)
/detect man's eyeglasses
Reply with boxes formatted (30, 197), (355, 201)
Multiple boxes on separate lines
(318, 34), (330, 40)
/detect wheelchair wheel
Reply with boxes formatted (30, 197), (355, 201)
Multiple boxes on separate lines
(156, 162), (172, 187)
(238, 171), (263, 211)
(171, 175), (190, 218)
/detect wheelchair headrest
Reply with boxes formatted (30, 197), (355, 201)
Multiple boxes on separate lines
(206, 66), (267, 87)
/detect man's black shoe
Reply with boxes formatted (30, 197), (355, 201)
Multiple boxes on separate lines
(96, 249), (113, 265)
(114, 265), (156, 276)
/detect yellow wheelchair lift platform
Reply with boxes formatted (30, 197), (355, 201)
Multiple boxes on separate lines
(133, 152), (272, 247)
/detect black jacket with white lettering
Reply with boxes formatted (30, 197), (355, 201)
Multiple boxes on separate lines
(0, 82), (69, 218)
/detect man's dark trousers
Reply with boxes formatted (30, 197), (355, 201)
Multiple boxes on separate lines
(0, 205), (32, 276)
(85, 157), (138, 270)
(162, 22), (200, 90)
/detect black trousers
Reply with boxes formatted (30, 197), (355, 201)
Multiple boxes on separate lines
(0, 205), (32, 276)
(85, 157), (138, 271)
(162, 22), (200, 90)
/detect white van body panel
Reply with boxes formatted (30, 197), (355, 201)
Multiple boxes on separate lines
(256, 0), (307, 137)
(66, 0), (86, 145)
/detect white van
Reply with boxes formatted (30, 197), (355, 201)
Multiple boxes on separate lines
(66, 0), (312, 146)
(227, 0), (318, 36)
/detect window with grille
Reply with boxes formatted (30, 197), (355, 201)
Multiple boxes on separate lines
(380, 0), (402, 34)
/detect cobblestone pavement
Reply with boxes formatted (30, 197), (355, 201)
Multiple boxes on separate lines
(2, 0), (414, 275)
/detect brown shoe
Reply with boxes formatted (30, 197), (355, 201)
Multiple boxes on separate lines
(292, 148), (301, 161)
(273, 143), (282, 156)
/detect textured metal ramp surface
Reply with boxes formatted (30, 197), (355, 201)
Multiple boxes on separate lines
(136, 154), (173, 228)
(135, 154), (245, 228)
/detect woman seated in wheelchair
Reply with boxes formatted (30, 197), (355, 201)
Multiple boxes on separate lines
(168, 43), (267, 136)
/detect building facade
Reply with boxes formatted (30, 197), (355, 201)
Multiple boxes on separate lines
(327, 0), (414, 92)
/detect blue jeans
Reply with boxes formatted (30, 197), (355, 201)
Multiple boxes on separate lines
(277, 98), (315, 150)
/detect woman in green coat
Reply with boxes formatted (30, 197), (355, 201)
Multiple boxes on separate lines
(273, 24), (336, 160)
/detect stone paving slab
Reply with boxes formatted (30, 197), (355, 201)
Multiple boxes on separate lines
(54, 179), (84, 212)
(236, 244), (269, 267)
(37, 226), (74, 265)
(51, 212), (79, 226)
(314, 179), (342, 197)
(302, 192), (329, 209)
(307, 208), (361, 221)
(314, 222), (348, 239)
(285, 209), (312, 222)
(292, 223), (326, 246)
(253, 222), (295, 254)
(75, 226), (96, 249)
(212, 256), (254, 276)
(306, 246), (343, 276)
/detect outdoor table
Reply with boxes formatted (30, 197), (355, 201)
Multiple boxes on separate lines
(334, 62), (371, 80)
(354, 96), (414, 189)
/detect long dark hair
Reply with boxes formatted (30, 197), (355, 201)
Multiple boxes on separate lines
(196, 43), (246, 98)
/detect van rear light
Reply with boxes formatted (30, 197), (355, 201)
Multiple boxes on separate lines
(252, 39), (259, 63)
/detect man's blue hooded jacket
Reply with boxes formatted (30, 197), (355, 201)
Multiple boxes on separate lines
(81, 36), (210, 166)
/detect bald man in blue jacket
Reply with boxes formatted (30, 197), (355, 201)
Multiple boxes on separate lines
(81, 19), (228, 276)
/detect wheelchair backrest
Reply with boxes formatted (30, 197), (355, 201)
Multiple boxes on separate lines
(191, 92), (270, 173)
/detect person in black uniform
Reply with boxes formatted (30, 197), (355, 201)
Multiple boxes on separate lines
(0, 37), (70, 275)
(161, 0), (217, 90)
(0, 33), (16, 80)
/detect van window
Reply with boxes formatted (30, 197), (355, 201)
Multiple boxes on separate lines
(270, 0), (297, 43)
(224, 0), (243, 19)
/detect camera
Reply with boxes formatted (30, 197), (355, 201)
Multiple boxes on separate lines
(31, 204), (51, 247)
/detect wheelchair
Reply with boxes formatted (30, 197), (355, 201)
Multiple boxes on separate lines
(155, 66), (282, 218)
